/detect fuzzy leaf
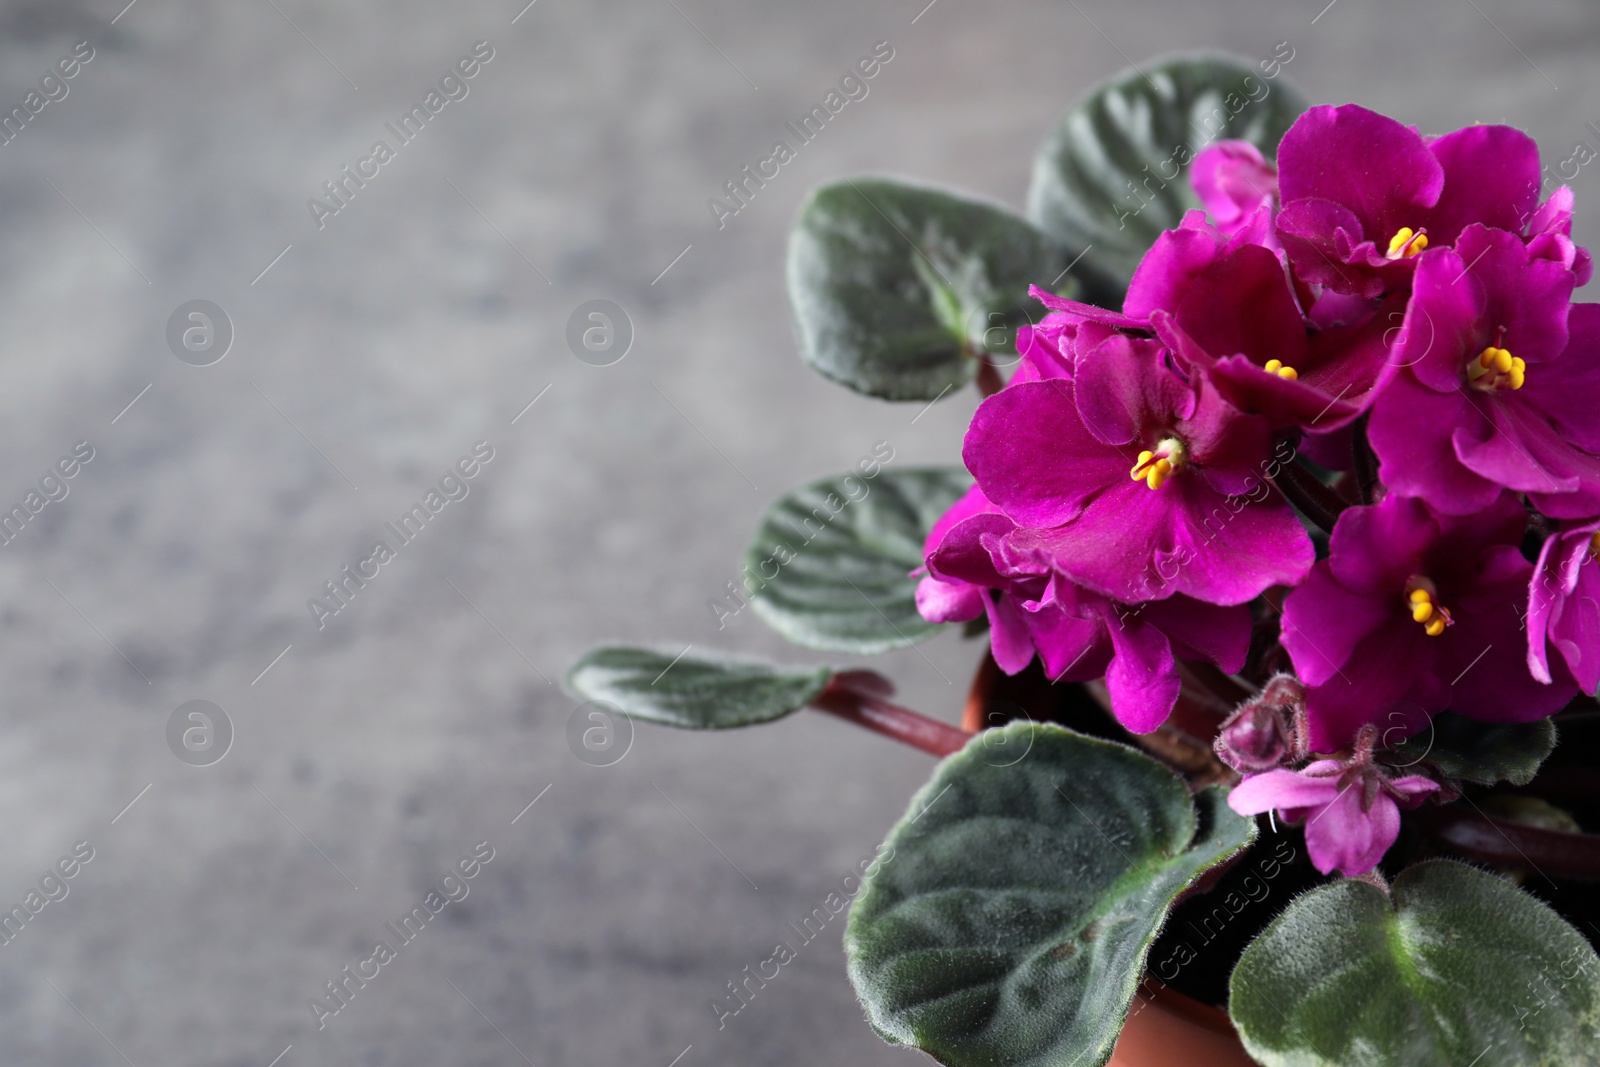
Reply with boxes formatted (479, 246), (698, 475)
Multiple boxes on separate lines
(747, 467), (972, 653)
(1230, 859), (1600, 1066)
(564, 645), (831, 729)
(1028, 51), (1307, 298)
(846, 724), (1256, 1067)
(788, 177), (1080, 401)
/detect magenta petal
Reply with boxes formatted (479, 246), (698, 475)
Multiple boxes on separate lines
(1191, 140), (1277, 230)
(1427, 125), (1543, 242)
(1177, 377), (1278, 492)
(1528, 531), (1568, 685)
(1174, 245), (1308, 367)
(1519, 304), (1600, 454)
(1551, 557), (1600, 695)
(1014, 313), (1079, 382)
(1453, 401), (1586, 503)
(1302, 620), (1438, 753)
(1387, 247), (1485, 395)
(1207, 356), (1360, 430)
(1305, 788), (1398, 876)
(1280, 563), (1391, 686)
(1324, 494), (1440, 593)
(915, 574), (984, 624)
(1021, 603), (1110, 683)
(922, 484), (995, 557)
(1368, 375), (1503, 515)
(1444, 567), (1577, 723)
(1530, 185), (1576, 237)
(927, 513), (1017, 589)
(1389, 776), (1441, 805)
(1017, 473), (1311, 606)
(1123, 222), (1228, 320)
(1277, 104), (1443, 235)
(1027, 284), (1148, 332)
(986, 594), (1036, 674)
(1228, 769), (1341, 816)
(1276, 197), (1382, 297)
(1102, 612), (1180, 733)
(1071, 334), (1196, 448)
(963, 379), (1128, 528)
(1454, 225), (1573, 364)
(1140, 596), (1252, 674)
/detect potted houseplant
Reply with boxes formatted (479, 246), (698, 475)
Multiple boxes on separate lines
(568, 53), (1600, 1065)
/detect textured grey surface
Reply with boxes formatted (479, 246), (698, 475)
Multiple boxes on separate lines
(0, 0), (1595, 1064)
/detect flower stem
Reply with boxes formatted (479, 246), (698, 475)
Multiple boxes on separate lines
(974, 352), (1005, 398)
(1271, 459), (1347, 533)
(1350, 416), (1379, 505)
(810, 678), (973, 758)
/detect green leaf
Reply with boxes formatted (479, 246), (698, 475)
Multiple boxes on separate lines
(846, 723), (1257, 1067)
(1384, 712), (1558, 787)
(1230, 859), (1600, 1066)
(747, 466), (972, 653)
(787, 177), (1080, 401)
(564, 645), (831, 729)
(1028, 51), (1308, 298)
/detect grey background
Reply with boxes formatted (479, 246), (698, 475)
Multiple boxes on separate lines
(0, 0), (1593, 1064)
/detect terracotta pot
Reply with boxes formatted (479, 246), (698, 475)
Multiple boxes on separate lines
(1111, 981), (1258, 1067)
(963, 656), (1259, 1066)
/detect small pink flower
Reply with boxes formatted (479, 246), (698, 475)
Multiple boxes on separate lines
(1190, 140), (1279, 241)
(1227, 757), (1439, 877)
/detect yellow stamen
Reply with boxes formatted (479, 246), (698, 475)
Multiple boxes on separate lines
(1406, 583), (1453, 635)
(1409, 588), (1434, 623)
(1468, 345), (1525, 392)
(1263, 359), (1299, 381)
(1128, 438), (1187, 491)
(1386, 227), (1429, 260)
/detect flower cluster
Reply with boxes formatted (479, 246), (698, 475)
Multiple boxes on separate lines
(917, 104), (1600, 874)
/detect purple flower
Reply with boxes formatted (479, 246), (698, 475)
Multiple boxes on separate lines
(1025, 210), (1265, 337)
(916, 487), (1251, 733)
(1281, 493), (1574, 752)
(1275, 104), (1546, 298)
(1031, 213), (1393, 433)
(1010, 308), (1126, 385)
(1528, 517), (1600, 695)
(1191, 140), (1278, 243)
(913, 484), (998, 627)
(1526, 184), (1594, 287)
(1366, 225), (1600, 518)
(1227, 757), (1439, 876)
(962, 329), (1312, 606)
(1147, 241), (1402, 432)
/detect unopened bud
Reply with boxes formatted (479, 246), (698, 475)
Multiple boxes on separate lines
(1215, 675), (1303, 773)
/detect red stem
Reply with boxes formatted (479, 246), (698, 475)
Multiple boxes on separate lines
(1419, 806), (1600, 881)
(1271, 460), (1347, 534)
(809, 680), (973, 758)
(1350, 416), (1379, 505)
(974, 351), (1005, 398)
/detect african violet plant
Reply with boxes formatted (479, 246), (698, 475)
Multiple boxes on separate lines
(569, 54), (1600, 1065)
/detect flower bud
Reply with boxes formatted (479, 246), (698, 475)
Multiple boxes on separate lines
(1215, 676), (1302, 772)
